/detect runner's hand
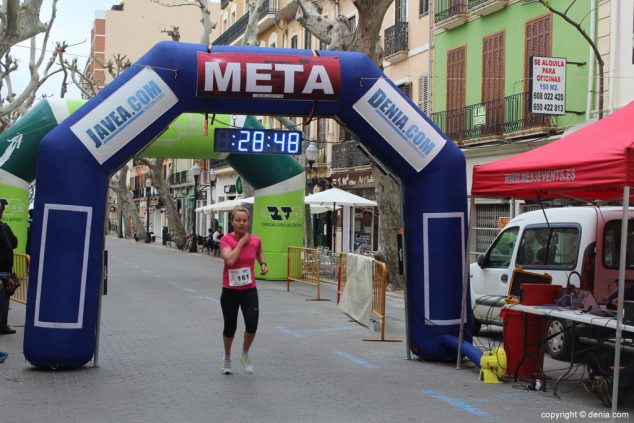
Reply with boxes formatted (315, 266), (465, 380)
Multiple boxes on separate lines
(238, 233), (250, 246)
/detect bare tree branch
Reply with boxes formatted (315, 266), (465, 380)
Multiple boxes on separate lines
(162, 26), (181, 41)
(0, 0), (49, 58)
(151, 0), (216, 44)
(241, 0), (264, 46)
(296, 0), (336, 46)
(0, 0), (61, 129)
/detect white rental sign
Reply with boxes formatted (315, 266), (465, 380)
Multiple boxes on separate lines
(531, 56), (566, 115)
(71, 67), (178, 164)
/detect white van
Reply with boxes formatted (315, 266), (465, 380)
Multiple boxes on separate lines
(470, 206), (634, 360)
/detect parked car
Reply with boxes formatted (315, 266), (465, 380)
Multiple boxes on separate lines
(470, 206), (634, 360)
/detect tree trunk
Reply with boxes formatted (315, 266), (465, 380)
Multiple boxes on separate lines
(372, 167), (404, 290)
(351, 0), (402, 288)
(147, 158), (188, 249)
(115, 164), (146, 242)
(597, 61), (604, 120)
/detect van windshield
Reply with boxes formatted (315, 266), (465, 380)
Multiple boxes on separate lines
(603, 220), (634, 269)
(516, 226), (579, 268)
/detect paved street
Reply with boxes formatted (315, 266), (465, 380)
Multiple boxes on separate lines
(1, 236), (632, 422)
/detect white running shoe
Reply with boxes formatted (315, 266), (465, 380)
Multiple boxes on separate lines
(240, 352), (253, 374)
(221, 356), (232, 374)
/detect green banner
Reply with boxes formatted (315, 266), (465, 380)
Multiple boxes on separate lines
(140, 114), (230, 159)
(0, 184), (29, 254)
(253, 189), (305, 280)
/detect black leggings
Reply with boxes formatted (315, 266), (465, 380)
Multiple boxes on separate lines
(220, 287), (259, 337)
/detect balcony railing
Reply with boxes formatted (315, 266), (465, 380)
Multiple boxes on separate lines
(332, 140), (371, 169)
(212, 0), (279, 46)
(168, 170), (190, 186)
(384, 22), (408, 59)
(430, 92), (558, 145)
(467, 0), (507, 16)
(435, 1), (468, 28)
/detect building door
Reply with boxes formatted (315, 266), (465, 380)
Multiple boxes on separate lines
(482, 31), (505, 136)
(447, 45), (466, 141)
(524, 14), (552, 128)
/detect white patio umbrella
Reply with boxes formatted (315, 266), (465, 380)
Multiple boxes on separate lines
(304, 188), (377, 251)
(195, 197), (254, 213)
(304, 187), (377, 207)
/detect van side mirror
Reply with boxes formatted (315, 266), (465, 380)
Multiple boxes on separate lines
(477, 254), (486, 268)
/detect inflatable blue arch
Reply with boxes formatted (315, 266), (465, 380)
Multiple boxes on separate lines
(25, 42), (472, 368)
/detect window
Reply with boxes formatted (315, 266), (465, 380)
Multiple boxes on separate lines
(516, 226), (580, 269)
(482, 31), (505, 131)
(268, 32), (278, 48)
(395, 0), (407, 23)
(485, 227), (519, 268)
(524, 14), (551, 88)
(446, 45), (466, 139)
(304, 29), (312, 50)
(603, 220), (634, 269)
(339, 124), (355, 142)
(419, 0), (429, 17)
(230, 3), (236, 25)
(397, 82), (412, 99)
(291, 34), (298, 49)
(418, 75), (429, 114)
(317, 118), (327, 141)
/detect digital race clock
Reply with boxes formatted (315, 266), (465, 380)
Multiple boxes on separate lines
(213, 128), (303, 155)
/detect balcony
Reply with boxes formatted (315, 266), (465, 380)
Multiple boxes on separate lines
(384, 22), (408, 64)
(467, 0), (508, 16)
(332, 140), (371, 169)
(258, 0), (279, 32)
(212, 0), (279, 46)
(435, 1), (468, 30)
(167, 170), (191, 186)
(430, 92), (559, 146)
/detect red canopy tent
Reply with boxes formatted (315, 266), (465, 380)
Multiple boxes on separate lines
(467, 101), (634, 411)
(472, 101), (634, 201)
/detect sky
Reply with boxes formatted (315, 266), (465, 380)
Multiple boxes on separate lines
(9, 0), (120, 99)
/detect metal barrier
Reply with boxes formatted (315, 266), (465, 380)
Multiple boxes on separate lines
(337, 253), (401, 342)
(287, 246), (329, 301)
(11, 253), (30, 304)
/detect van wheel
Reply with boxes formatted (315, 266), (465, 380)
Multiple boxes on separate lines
(472, 319), (482, 336)
(547, 318), (572, 361)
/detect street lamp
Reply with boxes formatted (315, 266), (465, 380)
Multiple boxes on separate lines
(305, 141), (318, 169)
(144, 177), (152, 243)
(208, 167), (217, 227)
(189, 162), (200, 252)
(209, 168), (217, 189)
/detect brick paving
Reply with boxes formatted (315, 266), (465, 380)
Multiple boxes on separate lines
(0, 236), (632, 422)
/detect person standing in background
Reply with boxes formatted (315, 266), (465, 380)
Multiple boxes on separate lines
(0, 200), (18, 335)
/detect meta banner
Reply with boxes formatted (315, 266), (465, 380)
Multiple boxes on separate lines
(196, 52), (340, 101)
(71, 67), (178, 165)
(353, 78), (445, 172)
